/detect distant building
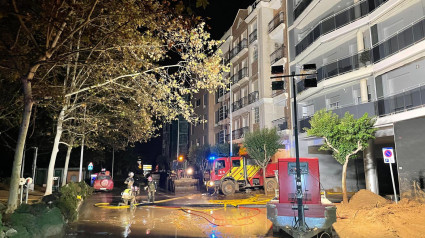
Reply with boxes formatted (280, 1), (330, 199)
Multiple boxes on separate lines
(162, 116), (189, 162)
(189, 90), (210, 147)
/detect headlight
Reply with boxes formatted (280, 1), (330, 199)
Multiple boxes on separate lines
(187, 168), (193, 175)
(208, 181), (214, 187)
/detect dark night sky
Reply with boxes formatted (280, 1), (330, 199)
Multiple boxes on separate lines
(137, 1), (255, 161)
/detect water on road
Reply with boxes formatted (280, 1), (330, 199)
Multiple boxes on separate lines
(65, 190), (276, 237)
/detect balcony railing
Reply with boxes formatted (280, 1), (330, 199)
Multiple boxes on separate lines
(232, 96), (248, 112)
(294, 0), (313, 21)
(231, 67), (248, 84)
(248, 91), (259, 104)
(230, 39), (248, 59)
(299, 84), (425, 131)
(249, 29), (257, 44)
(272, 117), (288, 131)
(297, 49), (371, 93)
(231, 91), (259, 112)
(297, 17), (425, 94)
(269, 12), (284, 33)
(295, 0), (388, 57)
(270, 45), (285, 64)
(232, 127), (250, 140)
(372, 16), (425, 63)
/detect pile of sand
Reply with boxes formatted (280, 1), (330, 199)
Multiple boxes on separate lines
(347, 189), (390, 210)
(334, 190), (425, 238)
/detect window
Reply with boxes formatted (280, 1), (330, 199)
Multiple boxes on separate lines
(252, 46), (258, 61)
(203, 94), (208, 108)
(196, 99), (201, 107)
(254, 107), (260, 123)
(327, 95), (340, 109)
(302, 104), (314, 118)
(232, 159), (241, 167)
(215, 160), (226, 170)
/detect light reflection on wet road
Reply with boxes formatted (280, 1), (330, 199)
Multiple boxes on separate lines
(65, 191), (277, 237)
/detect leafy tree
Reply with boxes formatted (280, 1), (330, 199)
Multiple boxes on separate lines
(188, 144), (210, 172)
(1, 0), (228, 212)
(210, 143), (240, 157)
(306, 110), (377, 204)
(243, 128), (280, 195)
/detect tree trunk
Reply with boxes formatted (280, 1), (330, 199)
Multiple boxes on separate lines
(342, 159), (350, 204)
(45, 106), (66, 195)
(62, 137), (74, 186)
(263, 166), (267, 196)
(6, 75), (35, 214)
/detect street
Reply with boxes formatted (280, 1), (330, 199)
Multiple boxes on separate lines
(65, 189), (277, 238)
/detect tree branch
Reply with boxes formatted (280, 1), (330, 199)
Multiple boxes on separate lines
(323, 137), (340, 154)
(64, 64), (182, 98)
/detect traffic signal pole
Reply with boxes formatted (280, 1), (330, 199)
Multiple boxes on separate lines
(270, 71), (317, 232)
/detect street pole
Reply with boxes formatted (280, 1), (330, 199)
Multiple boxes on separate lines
(271, 69), (317, 232)
(292, 74), (305, 231)
(229, 81), (233, 157)
(31, 147), (38, 191)
(21, 146), (26, 178)
(176, 117), (180, 160)
(389, 164), (398, 204)
(79, 106), (87, 182)
(112, 148), (115, 179)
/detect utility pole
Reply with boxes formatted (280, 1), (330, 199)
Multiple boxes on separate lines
(271, 64), (317, 232)
(229, 81), (233, 157)
(79, 106), (87, 182)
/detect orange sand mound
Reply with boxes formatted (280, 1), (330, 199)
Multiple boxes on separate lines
(334, 190), (425, 238)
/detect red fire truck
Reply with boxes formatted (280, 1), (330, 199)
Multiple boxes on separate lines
(206, 156), (278, 195)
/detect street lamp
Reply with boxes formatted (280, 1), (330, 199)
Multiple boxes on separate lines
(271, 64), (317, 232)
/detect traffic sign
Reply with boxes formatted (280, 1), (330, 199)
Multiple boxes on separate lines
(143, 164), (152, 171)
(382, 147), (395, 163)
(88, 162), (93, 171)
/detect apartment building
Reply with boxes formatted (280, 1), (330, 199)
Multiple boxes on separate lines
(287, 0), (425, 199)
(189, 90), (210, 147)
(162, 116), (189, 162)
(209, 0), (290, 152)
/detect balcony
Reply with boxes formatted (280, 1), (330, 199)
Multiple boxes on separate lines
(272, 117), (289, 131)
(248, 91), (259, 104)
(231, 67), (248, 85)
(232, 96), (248, 112)
(372, 16), (425, 63)
(299, 84), (425, 131)
(269, 12), (285, 33)
(270, 45), (285, 65)
(297, 17), (425, 94)
(232, 127), (250, 140)
(230, 39), (248, 60)
(293, 0), (314, 21)
(231, 91), (259, 112)
(297, 49), (372, 94)
(295, 0), (388, 57)
(218, 106), (228, 121)
(249, 29), (258, 45)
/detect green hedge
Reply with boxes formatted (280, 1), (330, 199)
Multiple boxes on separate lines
(56, 181), (93, 222)
(9, 204), (64, 238)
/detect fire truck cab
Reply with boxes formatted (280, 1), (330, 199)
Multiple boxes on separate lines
(206, 156), (278, 195)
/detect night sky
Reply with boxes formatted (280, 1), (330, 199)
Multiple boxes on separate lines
(137, 1), (255, 162)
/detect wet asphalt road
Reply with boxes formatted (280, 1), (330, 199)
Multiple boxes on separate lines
(65, 189), (278, 238)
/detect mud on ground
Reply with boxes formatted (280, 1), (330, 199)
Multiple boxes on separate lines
(333, 189), (425, 238)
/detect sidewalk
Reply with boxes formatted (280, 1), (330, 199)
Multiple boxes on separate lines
(0, 182), (45, 204)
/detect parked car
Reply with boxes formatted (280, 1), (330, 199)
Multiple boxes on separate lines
(93, 174), (114, 191)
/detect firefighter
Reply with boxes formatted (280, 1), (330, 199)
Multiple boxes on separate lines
(124, 172), (135, 189)
(145, 176), (156, 203)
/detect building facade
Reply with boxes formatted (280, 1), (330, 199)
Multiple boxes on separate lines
(287, 0), (425, 199)
(209, 0), (291, 152)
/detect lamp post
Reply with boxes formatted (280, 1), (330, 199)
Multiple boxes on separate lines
(271, 64), (317, 232)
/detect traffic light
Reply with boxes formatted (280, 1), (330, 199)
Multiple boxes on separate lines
(178, 155), (184, 162)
